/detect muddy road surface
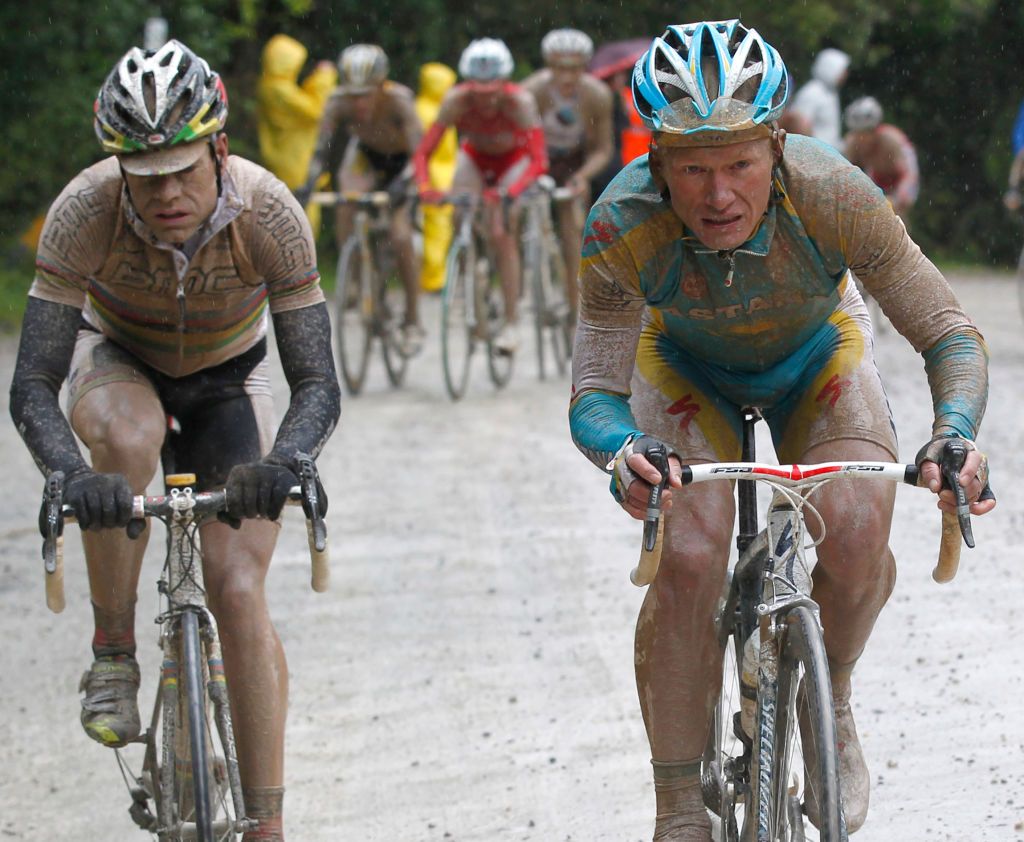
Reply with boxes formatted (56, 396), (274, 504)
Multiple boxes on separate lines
(1, 271), (1021, 840)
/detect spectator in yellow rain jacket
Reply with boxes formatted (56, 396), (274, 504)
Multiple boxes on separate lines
(414, 62), (458, 292)
(257, 34), (337, 232)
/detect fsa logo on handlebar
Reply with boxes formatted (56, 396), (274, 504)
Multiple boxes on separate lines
(709, 467), (754, 474)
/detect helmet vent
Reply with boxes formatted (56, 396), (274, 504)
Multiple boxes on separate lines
(143, 72), (157, 122)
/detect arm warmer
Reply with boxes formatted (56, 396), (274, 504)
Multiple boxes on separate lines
(9, 298), (90, 477)
(267, 302), (342, 462)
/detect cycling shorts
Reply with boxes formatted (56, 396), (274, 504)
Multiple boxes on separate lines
(628, 303), (898, 464)
(344, 139), (410, 189)
(67, 328), (276, 490)
(461, 143), (529, 187)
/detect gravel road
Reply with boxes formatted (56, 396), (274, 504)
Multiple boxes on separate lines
(1, 270), (1021, 841)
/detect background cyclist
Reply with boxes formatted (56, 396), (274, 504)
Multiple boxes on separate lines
(414, 38), (548, 354)
(523, 28), (614, 324)
(9, 40), (341, 842)
(843, 95), (920, 224)
(569, 20), (992, 840)
(303, 43), (426, 357)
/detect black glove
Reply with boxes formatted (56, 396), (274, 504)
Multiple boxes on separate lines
(61, 468), (144, 538)
(914, 434), (976, 470)
(224, 456), (299, 522)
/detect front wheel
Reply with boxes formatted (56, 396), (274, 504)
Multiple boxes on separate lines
(376, 248), (410, 388)
(754, 605), (845, 842)
(441, 238), (475, 400)
(151, 612), (241, 841)
(335, 236), (373, 396)
(182, 611), (216, 840)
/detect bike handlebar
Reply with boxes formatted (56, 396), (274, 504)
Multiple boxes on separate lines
(632, 458), (988, 588)
(40, 457), (329, 614)
(309, 190), (392, 208)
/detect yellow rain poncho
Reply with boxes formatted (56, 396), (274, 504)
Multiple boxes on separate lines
(414, 63), (458, 292)
(257, 34), (337, 231)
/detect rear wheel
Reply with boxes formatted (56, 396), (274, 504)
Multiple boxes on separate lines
(441, 238), (475, 400)
(335, 236), (373, 396)
(703, 626), (747, 842)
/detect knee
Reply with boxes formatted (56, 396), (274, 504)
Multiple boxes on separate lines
(205, 564), (267, 626)
(654, 522), (731, 605)
(87, 415), (163, 488)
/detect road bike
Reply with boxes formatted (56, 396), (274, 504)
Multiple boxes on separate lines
(633, 410), (985, 841)
(313, 190), (412, 396)
(435, 193), (514, 401)
(39, 456), (328, 841)
(519, 176), (575, 381)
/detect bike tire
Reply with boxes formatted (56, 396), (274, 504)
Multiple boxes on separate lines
(485, 264), (515, 389)
(182, 610), (216, 841)
(755, 604), (844, 842)
(441, 238), (475, 400)
(521, 203), (548, 381)
(544, 236), (573, 376)
(704, 625), (747, 842)
(378, 265), (410, 388)
(335, 236), (373, 396)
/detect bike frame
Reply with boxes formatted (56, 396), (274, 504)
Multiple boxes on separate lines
(633, 408), (938, 841)
(148, 487), (248, 840)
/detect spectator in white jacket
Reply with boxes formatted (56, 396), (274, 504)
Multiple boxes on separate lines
(786, 47), (849, 150)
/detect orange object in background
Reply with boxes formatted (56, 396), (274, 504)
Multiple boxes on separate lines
(619, 86), (651, 164)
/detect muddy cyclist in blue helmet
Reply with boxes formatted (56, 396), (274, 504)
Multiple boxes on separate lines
(569, 19), (992, 840)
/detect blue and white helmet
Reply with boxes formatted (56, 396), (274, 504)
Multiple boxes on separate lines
(632, 20), (789, 145)
(458, 38), (514, 82)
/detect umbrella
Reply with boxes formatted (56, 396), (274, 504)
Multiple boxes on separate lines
(589, 38), (650, 81)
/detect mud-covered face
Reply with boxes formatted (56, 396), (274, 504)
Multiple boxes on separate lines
(123, 134), (227, 245)
(346, 87), (381, 123)
(547, 55), (586, 97)
(659, 137), (776, 251)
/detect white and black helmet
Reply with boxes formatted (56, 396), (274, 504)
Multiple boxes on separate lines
(338, 44), (389, 93)
(94, 39), (228, 155)
(844, 96), (883, 132)
(541, 28), (594, 64)
(458, 38), (514, 82)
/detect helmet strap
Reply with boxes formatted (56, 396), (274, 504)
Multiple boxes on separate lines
(770, 126), (786, 203)
(210, 136), (224, 196)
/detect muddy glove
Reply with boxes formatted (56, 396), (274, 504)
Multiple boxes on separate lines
(608, 434), (677, 503)
(60, 468), (144, 538)
(224, 455), (299, 522)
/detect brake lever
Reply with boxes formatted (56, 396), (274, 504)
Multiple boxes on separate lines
(42, 471), (65, 571)
(295, 452), (326, 553)
(643, 443), (670, 552)
(939, 439), (974, 548)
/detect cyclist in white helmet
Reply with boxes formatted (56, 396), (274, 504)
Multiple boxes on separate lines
(414, 38), (548, 354)
(843, 96), (920, 223)
(10, 40), (340, 842)
(523, 28), (614, 325)
(570, 19), (991, 839)
(304, 43), (426, 356)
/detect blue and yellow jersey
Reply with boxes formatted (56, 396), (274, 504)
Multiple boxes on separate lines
(570, 133), (987, 469)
